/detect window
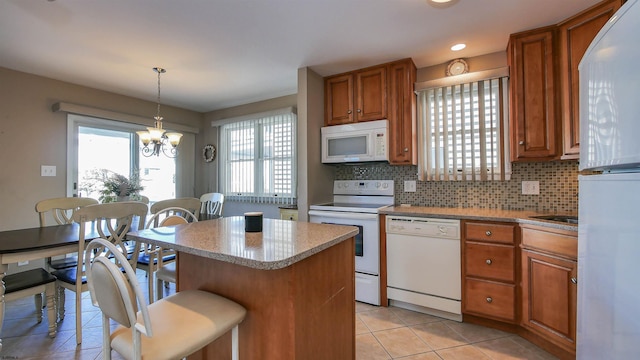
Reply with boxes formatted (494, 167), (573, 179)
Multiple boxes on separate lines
(67, 114), (195, 202)
(416, 69), (511, 181)
(219, 111), (296, 204)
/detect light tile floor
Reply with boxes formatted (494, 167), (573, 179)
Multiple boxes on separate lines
(1, 270), (558, 359)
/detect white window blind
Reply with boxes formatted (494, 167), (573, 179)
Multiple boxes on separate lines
(220, 112), (296, 204)
(416, 71), (510, 181)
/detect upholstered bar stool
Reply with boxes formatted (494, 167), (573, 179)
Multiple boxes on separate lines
(85, 238), (246, 360)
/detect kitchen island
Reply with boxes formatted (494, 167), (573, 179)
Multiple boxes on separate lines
(127, 216), (358, 360)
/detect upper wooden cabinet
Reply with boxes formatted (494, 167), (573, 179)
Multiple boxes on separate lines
(558, 0), (624, 159)
(323, 58), (417, 165)
(388, 59), (417, 165)
(508, 27), (559, 161)
(325, 65), (387, 125)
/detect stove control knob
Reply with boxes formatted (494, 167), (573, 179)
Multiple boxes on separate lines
(344, 183), (349, 188)
(375, 182), (381, 188)
(382, 183), (388, 189)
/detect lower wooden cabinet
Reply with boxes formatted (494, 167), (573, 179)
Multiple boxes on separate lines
(464, 278), (516, 322)
(462, 222), (578, 360)
(462, 221), (518, 323)
(521, 225), (577, 357)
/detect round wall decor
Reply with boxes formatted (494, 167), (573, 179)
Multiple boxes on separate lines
(203, 144), (217, 162)
(446, 58), (469, 76)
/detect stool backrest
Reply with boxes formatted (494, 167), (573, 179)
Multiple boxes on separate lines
(85, 238), (153, 337)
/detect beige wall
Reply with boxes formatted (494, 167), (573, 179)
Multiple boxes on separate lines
(0, 67), (203, 231)
(296, 67), (334, 222)
(417, 51), (507, 82)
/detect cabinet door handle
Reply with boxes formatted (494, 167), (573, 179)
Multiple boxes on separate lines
(519, 140), (525, 145)
(347, 110), (352, 114)
(485, 230), (492, 236)
(357, 109), (362, 113)
(404, 148), (409, 152)
(486, 297), (493, 303)
(486, 259), (492, 265)
(571, 277), (577, 284)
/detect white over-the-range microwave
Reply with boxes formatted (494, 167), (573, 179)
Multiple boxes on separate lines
(321, 119), (389, 164)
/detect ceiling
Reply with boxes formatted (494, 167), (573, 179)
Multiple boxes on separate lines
(0, 0), (601, 113)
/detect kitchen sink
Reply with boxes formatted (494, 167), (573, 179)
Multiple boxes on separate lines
(529, 215), (578, 225)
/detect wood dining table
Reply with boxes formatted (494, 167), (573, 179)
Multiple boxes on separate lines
(0, 223), (99, 352)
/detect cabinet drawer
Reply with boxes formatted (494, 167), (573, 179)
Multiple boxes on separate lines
(464, 278), (516, 322)
(465, 242), (515, 282)
(521, 225), (577, 259)
(465, 222), (515, 244)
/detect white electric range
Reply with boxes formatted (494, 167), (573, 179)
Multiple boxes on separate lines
(308, 180), (394, 305)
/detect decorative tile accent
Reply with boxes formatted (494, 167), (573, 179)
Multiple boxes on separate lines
(334, 161), (579, 213)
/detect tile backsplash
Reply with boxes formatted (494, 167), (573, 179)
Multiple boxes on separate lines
(335, 161), (579, 213)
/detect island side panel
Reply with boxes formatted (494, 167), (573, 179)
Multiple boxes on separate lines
(180, 237), (355, 360)
(294, 237), (355, 359)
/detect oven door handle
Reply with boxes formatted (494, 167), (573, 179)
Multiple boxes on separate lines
(308, 210), (379, 220)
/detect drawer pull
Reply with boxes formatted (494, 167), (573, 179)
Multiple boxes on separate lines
(485, 230), (492, 236)
(485, 259), (492, 265)
(486, 297), (493, 303)
(571, 277), (577, 284)
(347, 110), (352, 114)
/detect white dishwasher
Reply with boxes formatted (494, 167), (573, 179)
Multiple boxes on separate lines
(386, 216), (462, 321)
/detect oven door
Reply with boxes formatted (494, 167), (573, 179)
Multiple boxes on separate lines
(308, 210), (379, 275)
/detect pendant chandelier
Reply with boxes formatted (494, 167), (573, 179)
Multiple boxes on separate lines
(137, 67), (183, 158)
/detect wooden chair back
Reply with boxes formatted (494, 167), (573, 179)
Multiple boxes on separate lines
(35, 197), (99, 226)
(199, 192), (224, 217)
(150, 197), (200, 223)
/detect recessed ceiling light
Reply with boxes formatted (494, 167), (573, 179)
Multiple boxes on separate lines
(451, 43), (466, 51)
(427, 0), (460, 8)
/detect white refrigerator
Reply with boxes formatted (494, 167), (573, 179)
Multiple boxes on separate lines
(577, 0), (640, 358)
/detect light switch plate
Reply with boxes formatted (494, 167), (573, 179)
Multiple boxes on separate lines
(522, 181), (540, 195)
(41, 165), (56, 177)
(404, 180), (417, 192)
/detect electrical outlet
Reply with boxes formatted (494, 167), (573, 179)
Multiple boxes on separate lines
(522, 181), (540, 195)
(41, 165), (56, 177)
(404, 180), (417, 192)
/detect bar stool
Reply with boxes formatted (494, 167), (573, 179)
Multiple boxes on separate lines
(85, 238), (246, 360)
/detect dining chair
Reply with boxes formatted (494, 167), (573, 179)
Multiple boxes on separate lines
(85, 238), (246, 360)
(52, 201), (148, 345)
(142, 205), (198, 302)
(199, 192), (224, 219)
(137, 198), (200, 300)
(35, 197), (100, 270)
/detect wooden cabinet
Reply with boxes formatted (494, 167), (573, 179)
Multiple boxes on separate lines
(521, 224), (577, 358)
(558, 0), (624, 159)
(508, 27), (559, 161)
(388, 59), (417, 165)
(462, 221), (518, 323)
(325, 65), (387, 125)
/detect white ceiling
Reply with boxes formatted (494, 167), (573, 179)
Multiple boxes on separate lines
(0, 0), (601, 113)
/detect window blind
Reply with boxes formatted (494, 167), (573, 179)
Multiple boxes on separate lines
(416, 74), (510, 181)
(220, 112), (297, 204)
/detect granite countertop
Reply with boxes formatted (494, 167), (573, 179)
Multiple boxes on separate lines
(380, 206), (578, 232)
(127, 216), (358, 270)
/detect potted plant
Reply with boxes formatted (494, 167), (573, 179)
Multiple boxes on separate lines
(83, 169), (144, 203)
